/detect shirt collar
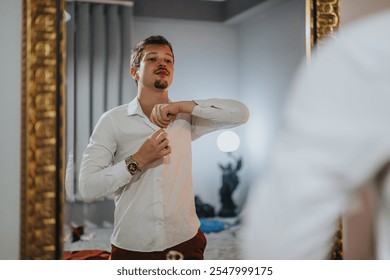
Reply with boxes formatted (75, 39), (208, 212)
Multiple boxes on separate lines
(127, 97), (162, 131)
(127, 97), (144, 116)
(127, 97), (173, 117)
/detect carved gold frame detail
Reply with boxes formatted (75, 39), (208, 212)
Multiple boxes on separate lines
(20, 0), (339, 259)
(20, 0), (65, 259)
(309, 0), (340, 48)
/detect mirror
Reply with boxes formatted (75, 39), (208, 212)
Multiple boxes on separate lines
(20, 0), (340, 259)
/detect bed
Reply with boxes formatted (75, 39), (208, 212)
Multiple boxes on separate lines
(64, 217), (242, 260)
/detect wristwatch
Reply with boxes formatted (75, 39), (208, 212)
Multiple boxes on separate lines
(125, 156), (141, 176)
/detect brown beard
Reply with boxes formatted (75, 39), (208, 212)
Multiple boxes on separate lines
(154, 80), (168, 89)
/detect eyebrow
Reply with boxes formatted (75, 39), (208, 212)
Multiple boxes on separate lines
(144, 51), (174, 58)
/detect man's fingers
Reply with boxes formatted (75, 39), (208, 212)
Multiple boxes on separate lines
(161, 145), (171, 156)
(158, 138), (169, 148)
(155, 130), (167, 142)
(151, 115), (169, 128)
(151, 129), (164, 139)
(150, 104), (175, 128)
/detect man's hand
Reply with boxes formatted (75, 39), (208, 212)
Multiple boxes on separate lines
(150, 103), (178, 128)
(150, 101), (196, 128)
(132, 129), (171, 169)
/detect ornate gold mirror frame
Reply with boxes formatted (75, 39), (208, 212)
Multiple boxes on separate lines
(20, 0), (339, 259)
(20, 0), (65, 259)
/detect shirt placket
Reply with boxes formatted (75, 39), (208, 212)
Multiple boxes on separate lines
(153, 166), (165, 248)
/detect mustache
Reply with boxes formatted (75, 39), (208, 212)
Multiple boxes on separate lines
(154, 67), (170, 75)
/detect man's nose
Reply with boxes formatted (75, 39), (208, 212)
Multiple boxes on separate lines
(158, 59), (166, 68)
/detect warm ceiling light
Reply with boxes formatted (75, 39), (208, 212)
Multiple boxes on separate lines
(217, 130), (240, 153)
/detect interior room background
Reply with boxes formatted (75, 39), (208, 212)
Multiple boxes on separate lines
(2, 0), (390, 259)
(63, 0), (307, 229)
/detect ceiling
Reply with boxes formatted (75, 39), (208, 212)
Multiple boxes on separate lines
(132, 0), (269, 22)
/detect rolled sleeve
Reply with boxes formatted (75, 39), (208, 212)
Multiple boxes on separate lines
(190, 98), (249, 140)
(193, 98), (249, 124)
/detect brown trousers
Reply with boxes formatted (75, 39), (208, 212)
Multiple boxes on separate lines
(111, 229), (207, 260)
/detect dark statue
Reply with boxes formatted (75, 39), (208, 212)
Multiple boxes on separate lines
(218, 156), (242, 217)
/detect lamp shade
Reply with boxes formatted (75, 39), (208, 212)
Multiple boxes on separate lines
(217, 130), (240, 152)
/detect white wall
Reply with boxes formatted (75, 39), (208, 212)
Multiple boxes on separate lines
(0, 0), (22, 260)
(235, 0), (307, 206)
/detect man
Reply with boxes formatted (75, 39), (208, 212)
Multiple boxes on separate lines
(79, 35), (249, 260)
(243, 10), (390, 259)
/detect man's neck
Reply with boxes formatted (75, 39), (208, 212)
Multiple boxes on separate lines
(137, 87), (169, 118)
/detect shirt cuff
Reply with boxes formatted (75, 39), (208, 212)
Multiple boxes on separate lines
(110, 160), (132, 188)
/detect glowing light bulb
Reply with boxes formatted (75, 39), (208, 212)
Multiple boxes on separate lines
(217, 130), (240, 153)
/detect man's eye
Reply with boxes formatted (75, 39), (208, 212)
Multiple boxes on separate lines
(165, 59), (172, 64)
(147, 57), (156, 61)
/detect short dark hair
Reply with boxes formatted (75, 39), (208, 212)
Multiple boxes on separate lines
(130, 35), (174, 69)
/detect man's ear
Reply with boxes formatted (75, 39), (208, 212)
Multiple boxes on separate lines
(130, 67), (139, 80)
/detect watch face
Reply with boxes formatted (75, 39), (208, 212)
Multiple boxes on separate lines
(129, 162), (137, 172)
(128, 162), (139, 175)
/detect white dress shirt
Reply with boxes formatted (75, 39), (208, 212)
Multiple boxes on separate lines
(79, 97), (249, 252)
(243, 10), (390, 259)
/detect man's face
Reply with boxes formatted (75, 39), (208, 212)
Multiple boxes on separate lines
(133, 44), (174, 90)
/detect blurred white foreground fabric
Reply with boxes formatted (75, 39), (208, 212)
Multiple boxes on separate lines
(243, 10), (390, 259)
